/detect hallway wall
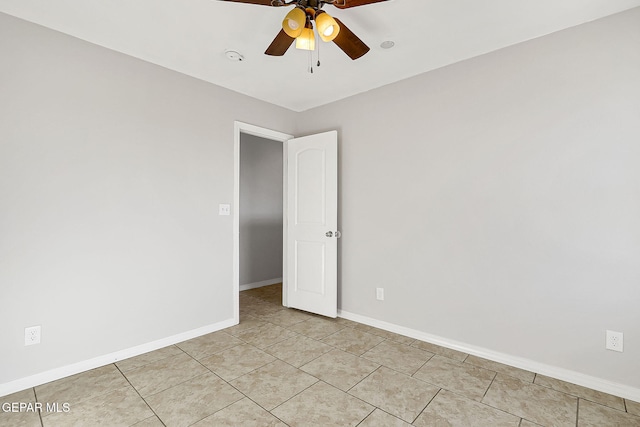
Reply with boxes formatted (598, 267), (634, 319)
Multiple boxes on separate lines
(239, 134), (283, 287)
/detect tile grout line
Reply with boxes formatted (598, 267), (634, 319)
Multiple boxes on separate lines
(412, 386), (444, 424)
(480, 371), (498, 400)
(204, 343), (277, 383)
(451, 378), (531, 426)
(189, 347), (258, 407)
(265, 376), (320, 414)
(346, 364), (383, 394)
(249, 393), (293, 427)
(182, 395), (244, 427)
(128, 355), (219, 398)
(266, 344), (335, 369)
(353, 406), (377, 427)
(308, 379), (380, 425)
(468, 379), (527, 420)
(357, 354), (430, 379)
(438, 386), (516, 417)
(113, 364), (167, 427)
(32, 387), (44, 427)
(410, 352), (435, 378)
(132, 415), (165, 427)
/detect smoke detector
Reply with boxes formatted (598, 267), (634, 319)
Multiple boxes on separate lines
(380, 41), (395, 49)
(225, 49), (244, 62)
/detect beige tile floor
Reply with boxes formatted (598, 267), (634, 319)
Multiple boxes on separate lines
(2, 284), (640, 427)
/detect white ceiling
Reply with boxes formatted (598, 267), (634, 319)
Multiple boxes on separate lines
(2, 0), (640, 111)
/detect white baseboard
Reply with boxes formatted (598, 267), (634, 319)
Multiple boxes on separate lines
(239, 278), (282, 292)
(0, 318), (237, 398)
(338, 310), (640, 402)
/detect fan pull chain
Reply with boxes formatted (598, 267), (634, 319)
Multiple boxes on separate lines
(309, 50), (313, 74)
(317, 38), (321, 68)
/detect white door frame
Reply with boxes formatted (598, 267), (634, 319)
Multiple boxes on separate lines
(233, 121), (293, 324)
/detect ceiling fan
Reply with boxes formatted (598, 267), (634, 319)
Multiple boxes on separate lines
(222, 0), (389, 60)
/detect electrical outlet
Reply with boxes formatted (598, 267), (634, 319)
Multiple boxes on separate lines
(606, 330), (623, 352)
(25, 326), (41, 346)
(376, 288), (384, 301)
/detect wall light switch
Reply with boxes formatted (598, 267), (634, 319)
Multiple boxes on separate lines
(219, 204), (231, 216)
(376, 288), (384, 301)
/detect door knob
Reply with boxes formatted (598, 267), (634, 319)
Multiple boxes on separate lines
(326, 231), (333, 237)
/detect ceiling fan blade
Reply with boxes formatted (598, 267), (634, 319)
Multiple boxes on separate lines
(265, 29), (295, 56)
(332, 18), (370, 60)
(219, 0), (286, 6)
(331, 0), (389, 9)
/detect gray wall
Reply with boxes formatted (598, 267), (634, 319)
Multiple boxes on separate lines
(0, 13), (295, 385)
(239, 134), (283, 286)
(295, 8), (640, 388)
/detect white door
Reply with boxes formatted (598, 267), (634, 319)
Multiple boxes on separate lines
(286, 131), (338, 318)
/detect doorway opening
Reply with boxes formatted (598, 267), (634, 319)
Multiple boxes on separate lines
(233, 122), (293, 324)
(234, 123), (339, 323)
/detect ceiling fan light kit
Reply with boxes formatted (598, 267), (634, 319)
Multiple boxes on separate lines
(315, 11), (340, 42)
(282, 7), (306, 38)
(282, 6), (336, 52)
(223, 0), (388, 62)
(295, 24), (316, 51)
